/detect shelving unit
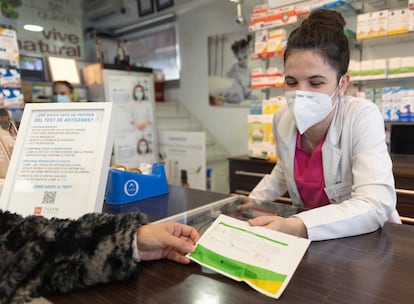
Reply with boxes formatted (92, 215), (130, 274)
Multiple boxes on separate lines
(358, 30), (414, 45)
(251, 50), (284, 60)
(237, 1), (414, 223)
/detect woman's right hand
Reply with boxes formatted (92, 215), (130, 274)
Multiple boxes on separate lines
(137, 222), (199, 264)
(230, 194), (256, 211)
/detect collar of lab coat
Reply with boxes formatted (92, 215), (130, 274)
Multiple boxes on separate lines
(274, 97), (348, 191)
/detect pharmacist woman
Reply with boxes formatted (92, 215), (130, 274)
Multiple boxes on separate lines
(236, 9), (401, 241)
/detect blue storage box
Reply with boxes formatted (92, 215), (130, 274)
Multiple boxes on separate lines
(105, 163), (169, 204)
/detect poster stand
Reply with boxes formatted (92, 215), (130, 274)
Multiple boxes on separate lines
(0, 102), (115, 219)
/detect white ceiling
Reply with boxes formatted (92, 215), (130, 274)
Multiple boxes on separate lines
(83, 0), (210, 36)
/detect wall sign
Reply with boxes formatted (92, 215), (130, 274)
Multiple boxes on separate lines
(13, 0), (84, 59)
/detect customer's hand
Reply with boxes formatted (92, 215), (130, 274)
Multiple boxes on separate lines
(230, 194), (256, 211)
(248, 216), (308, 238)
(137, 222), (200, 264)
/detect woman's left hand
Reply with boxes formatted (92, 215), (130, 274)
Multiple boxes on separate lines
(248, 216), (308, 238)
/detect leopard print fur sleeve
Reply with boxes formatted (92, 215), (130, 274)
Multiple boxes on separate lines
(0, 210), (147, 303)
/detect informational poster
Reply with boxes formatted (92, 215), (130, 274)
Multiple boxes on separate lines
(103, 69), (157, 168)
(0, 102), (115, 219)
(208, 30), (261, 107)
(158, 130), (206, 190)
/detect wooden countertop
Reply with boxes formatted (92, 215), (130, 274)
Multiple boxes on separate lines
(46, 186), (414, 304)
(47, 222), (414, 304)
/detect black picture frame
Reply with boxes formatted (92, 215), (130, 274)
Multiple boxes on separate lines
(155, 0), (174, 11)
(138, 0), (154, 17)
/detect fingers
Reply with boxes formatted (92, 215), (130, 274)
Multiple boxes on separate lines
(237, 203), (252, 211)
(164, 233), (196, 254)
(248, 215), (279, 226)
(247, 216), (308, 238)
(165, 250), (193, 264)
(230, 194), (255, 211)
(174, 223), (200, 244)
(157, 222), (200, 254)
(158, 223), (199, 264)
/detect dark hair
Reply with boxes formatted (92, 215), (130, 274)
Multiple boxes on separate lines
(132, 84), (146, 101)
(231, 34), (252, 55)
(284, 9), (349, 81)
(137, 138), (149, 154)
(53, 80), (74, 93)
(0, 108), (10, 118)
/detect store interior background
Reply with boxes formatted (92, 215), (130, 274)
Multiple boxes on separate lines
(6, 0), (414, 194)
(8, 0), (269, 194)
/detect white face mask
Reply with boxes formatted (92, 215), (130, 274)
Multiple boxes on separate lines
(285, 78), (343, 134)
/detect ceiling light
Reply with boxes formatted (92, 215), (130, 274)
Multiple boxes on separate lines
(23, 24), (44, 32)
(23, 0), (44, 32)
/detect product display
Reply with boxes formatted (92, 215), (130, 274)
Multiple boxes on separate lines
(249, 0), (414, 159)
(0, 28), (23, 179)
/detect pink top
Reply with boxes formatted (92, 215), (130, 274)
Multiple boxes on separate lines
(294, 131), (330, 209)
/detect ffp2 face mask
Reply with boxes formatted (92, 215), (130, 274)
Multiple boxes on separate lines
(285, 78), (343, 134)
(53, 95), (71, 103)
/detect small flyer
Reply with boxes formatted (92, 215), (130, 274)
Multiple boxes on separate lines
(188, 214), (310, 299)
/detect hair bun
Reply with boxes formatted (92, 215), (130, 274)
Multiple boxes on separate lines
(306, 9), (346, 31)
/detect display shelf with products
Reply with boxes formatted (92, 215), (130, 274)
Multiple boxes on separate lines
(0, 27), (23, 181)
(349, 56), (414, 82)
(350, 75), (414, 84)
(358, 30), (414, 45)
(254, 1), (414, 102)
(248, 1), (360, 94)
(251, 66), (284, 90)
(249, 5), (308, 32)
(353, 1), (414, 123)
(251, 50), (284, 60)
(248, 1), (414, 145)
(0, 29), (24, 109)
(240, 0), (414, 224)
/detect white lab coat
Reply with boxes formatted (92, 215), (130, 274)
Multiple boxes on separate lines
(249, 95), (401, 241)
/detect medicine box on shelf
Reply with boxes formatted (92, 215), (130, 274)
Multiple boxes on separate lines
(105, 163), (169, 205)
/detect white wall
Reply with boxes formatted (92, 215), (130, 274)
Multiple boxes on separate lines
(176, 0), (262, 157)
